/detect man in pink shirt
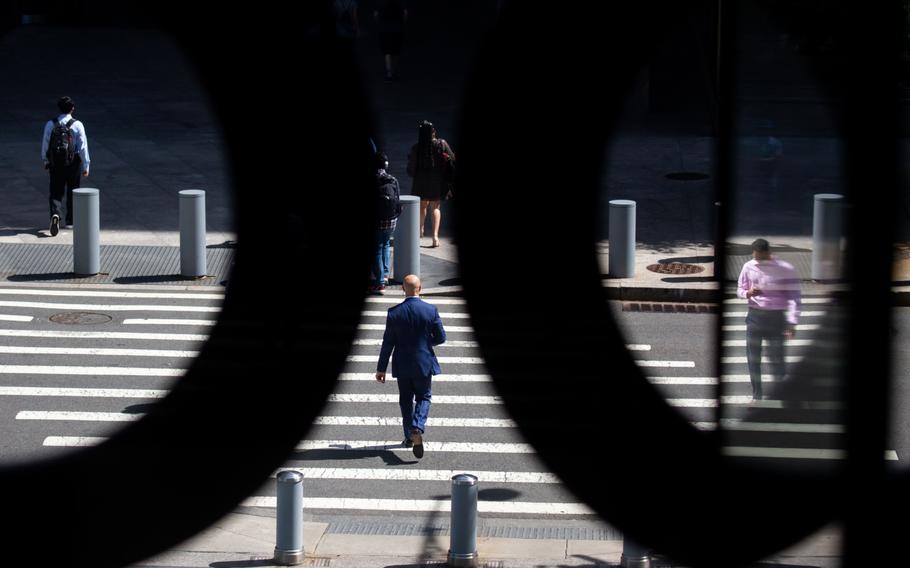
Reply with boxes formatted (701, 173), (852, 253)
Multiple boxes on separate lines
(736, 238), (801, 401)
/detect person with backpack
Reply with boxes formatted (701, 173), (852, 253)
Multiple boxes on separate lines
(41, 96), (90, 236)
(333, 0), (360, 41)
(371, 151), (402, 294)
(407, 120), (454, 248)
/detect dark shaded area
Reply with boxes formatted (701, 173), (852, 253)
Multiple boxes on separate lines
(113, 275), (212, 285)
(658, 256), (715, 264)
(291, 448), (417, 467)
(6, 272), (105, 282)
(122, 404), (157, 415)
(477, 488), (521, 502)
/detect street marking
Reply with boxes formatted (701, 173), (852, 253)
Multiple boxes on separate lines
(721, 356), (804, 364)
(0, 329), (208, 341)
(0, 346), (197, 358)
(724, 298), (832, 305)
(723, 324), (820, 332)
(19, 411), (140, 422)
(0, 301), (219, 312)
(364, 297), (466, 305)
(0, 387), (166, 398)
(240, 496), (594, 515)
(44, 436), (106, 447)
(276, 468), (559, 483)
(635, 360), (696, 368)
(346, 355), (485, 364)
(0, 288), (224, 300)
(670, 397), (842, 408)
(724, 447), (898, 461)
(359, 324), (473, 332)
(0, 315), (34, 322)
(718, 420), (844, 434)
(328, 394), (502, 405)
(314, 416), (516, 427)
(0, 365), (183, 376)
(722, 340), (816, 347)
(339, 373), (491, 382)
(352, 339), (649, 350)
(296, 440), (534, 453)
(648, 377), (718, 385)
(724, 311), (825, 318)
(123, 319), (216, 326)
(362, 310), (471, 319)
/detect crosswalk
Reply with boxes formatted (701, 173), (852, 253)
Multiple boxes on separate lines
(0, 284), (894, 522)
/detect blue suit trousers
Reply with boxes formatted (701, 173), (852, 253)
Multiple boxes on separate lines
(397, 373), (432, 440)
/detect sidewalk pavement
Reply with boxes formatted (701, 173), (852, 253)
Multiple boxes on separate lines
(130, 511), (842, 568)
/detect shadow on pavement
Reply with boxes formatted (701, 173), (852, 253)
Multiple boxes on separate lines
(290, 447), (418, 467)
(660, 276), (715, 284)
(113, 274), (212, 285)
(209, 560), (282, 567)
(0, 228), (49, 238)
(7, 272), (101, 282)
(658, 256), (715, 264)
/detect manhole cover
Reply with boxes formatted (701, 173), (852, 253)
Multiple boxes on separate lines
(49, 312), (113, 325)
(646, 263), (706, 275)
(665, 171), (711, 181)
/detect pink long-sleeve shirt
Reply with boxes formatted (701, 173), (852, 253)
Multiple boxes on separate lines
(737, 258), (801, 325)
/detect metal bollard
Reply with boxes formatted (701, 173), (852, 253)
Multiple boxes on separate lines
(609, 199), (637, 278)
(73, 188), (100, 276)
(448, 474), (478, 568)
(179, 190), (207, 278)
(620, 537), (651, 568)
(811, 193), (844, 281)
(392, 195), (420, 282)
(274, 470), (304, 566)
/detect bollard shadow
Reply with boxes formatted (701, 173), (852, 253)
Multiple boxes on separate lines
(660, 276), (715, 284)
(477, 488), (521, 501)
(122, 403), (157, 414)
(290, 445), (418, 466)
(209, 560), (283, 567)
(6, 272), (103, 282)
(113, 274), (210, 285)
(207, 240), (237, 249)
(657, 256), (714, 264)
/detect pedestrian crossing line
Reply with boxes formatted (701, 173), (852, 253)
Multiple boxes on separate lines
(724, 447), (898, 461)
(359, 324), (473, 332)
(364, 297), (466, 305)
(670, 398), (843, 409)
(0, 288), (225, 300)
(724, 298), (832, 305)
(721, 356), (804, 364)
(240, 496), (594, 515)
(314, 417), (517, 427)
(723, 324), (820, 332)
(44, 436), (105, 447)
(19, 411), (140, 422)
(123, 319), (216, 326)
(0, 365), (183, 376)
(0, 387), (167, 398)
(0, 329), (208, 341)
(693, 421), (845, 434)
(346, 355), (693, 368)
(339, 373), (492, 382)
(296, 440), (535, 453)
(362, 310), (471, 319)
(0, 315), (34, 322)
(0, 346), (198, 358)
(722, 340), (817, 347)
(328, 394), (502, 405)
(351, 339), (650, 351)
(724, 311), (825, 318)
(635, 360), (696, 368)
(0, 301), (220, 313)
(648, 375), (829, 385)
(276, 468), (559, 483)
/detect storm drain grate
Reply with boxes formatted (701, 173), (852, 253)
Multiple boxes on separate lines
(646, 262), (706, 275)
(622, 302), (717, 313)
(49, 312), (113, 325)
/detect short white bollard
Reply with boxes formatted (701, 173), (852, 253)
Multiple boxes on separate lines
(393, 195), (420, 281)
(179, 189), (207, 278)
(73, 188), (100, 276)
(811, 193), (843, 281)
(274, 470), (304, 565)
(609, 199), (636, 278)
(448, 474), (478, 567)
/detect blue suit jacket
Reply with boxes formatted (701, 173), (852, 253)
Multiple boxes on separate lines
(377, 297), (446, 377)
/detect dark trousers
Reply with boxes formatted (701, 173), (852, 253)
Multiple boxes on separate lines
(48, 162), (81, 224)
(745, 308), (787, 399)
(396, 373), (432, 440)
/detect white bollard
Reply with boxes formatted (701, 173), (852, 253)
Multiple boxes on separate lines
(609, 200), (637, 278)
(393, 195), (420, 281)
(179, 190), (207, 278)
(811, 193), (844, 281)
(73, 188), (100, 276)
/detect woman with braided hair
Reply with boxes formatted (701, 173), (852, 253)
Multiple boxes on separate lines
(407, 120), (454, 248)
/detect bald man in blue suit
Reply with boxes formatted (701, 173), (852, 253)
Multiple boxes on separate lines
(375, 274), (447, 458)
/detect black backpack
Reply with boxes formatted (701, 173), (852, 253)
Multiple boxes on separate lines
(376, 171), (402, 221)
(47, 118), (76, 168)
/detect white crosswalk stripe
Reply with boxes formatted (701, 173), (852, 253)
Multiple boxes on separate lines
(0, 315), (34, 322)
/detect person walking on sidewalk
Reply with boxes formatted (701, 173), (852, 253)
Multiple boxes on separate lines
(370, 151), (402, 294)
(375, 274), (446, 458)
(737, 238), (801, 401)
(407, 120), (454, 248)
(41, 96), (90, 236)
(374, 0), (408, 82)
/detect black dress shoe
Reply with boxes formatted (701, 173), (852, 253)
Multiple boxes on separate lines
(410, 428), (424, 458)
(49, 215), (59, 236)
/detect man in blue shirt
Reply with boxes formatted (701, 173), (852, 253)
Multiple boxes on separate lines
(41, 96), (90, 236)
(375, 274), (447, 458)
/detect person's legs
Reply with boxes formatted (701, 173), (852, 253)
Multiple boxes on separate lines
(371, 228), (394, 288)
(48, 168), (65, 221)
(396, 375), (415, 441)
(767, 312), (787, 385)
(429, 200), (441, 245)
(410, 373), (433, 434)
(419, 200), (428, 238)
(380, 227), (393, 284)
(64, 165), (80, 226)
(745, 311), (764, 400)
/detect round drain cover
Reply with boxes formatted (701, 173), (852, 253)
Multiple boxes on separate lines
(646, 263), (706, 275)
(665, 172), (710, 181)
(50, 312), (113, 325)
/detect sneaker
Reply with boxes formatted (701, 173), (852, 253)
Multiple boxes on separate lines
(410, 428), (424, 458)
(49, 215), (60, 236)
(402, 438), (414, 448)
